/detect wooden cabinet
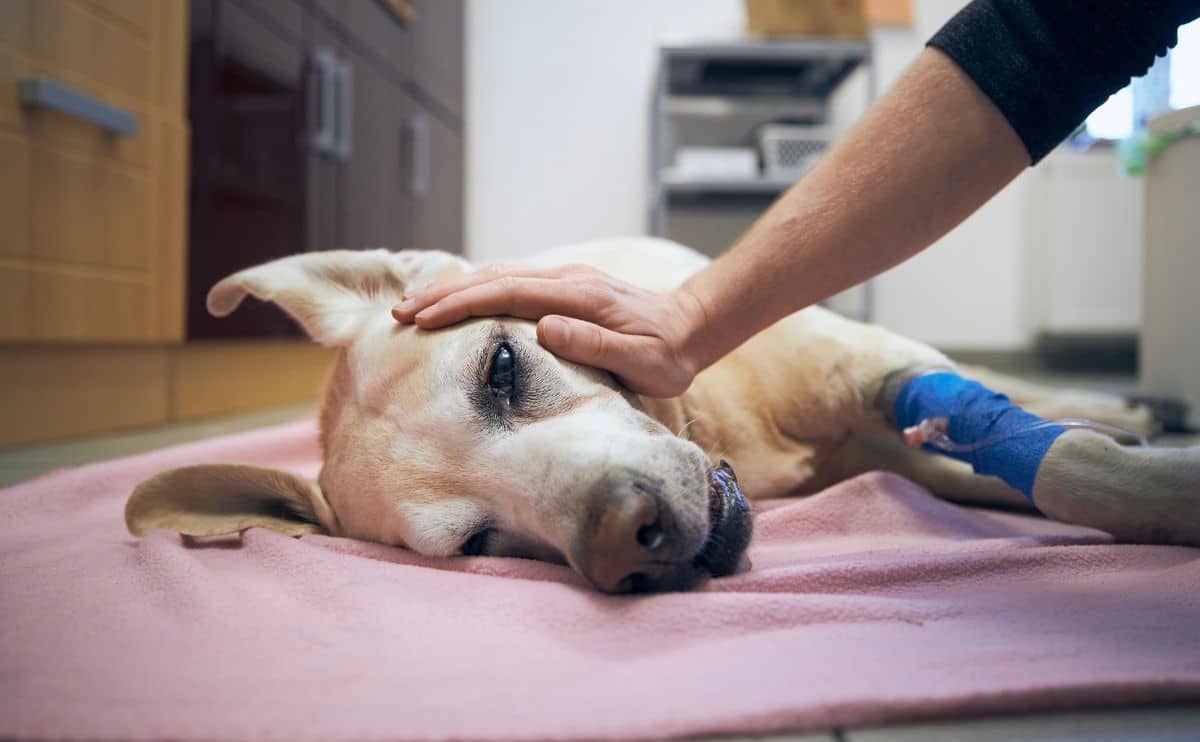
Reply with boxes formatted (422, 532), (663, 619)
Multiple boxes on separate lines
(410, 112), (463, 253)
(409, 0), (464, 120)
(0, 0), (188, 341)
(0, 0), (464, 445)
(0, 0), (464, 341)
(340, 40), (418, 253)
(188, 0), (465, 338)
(186, 0), (309, 337)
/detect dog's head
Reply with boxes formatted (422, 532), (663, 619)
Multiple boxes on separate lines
(127, 250), (751, 593)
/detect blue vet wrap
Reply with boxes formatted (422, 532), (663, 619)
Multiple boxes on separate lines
(893, 372), (1065, 499)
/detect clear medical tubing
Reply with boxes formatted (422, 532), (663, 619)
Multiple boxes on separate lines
(906, 417), (1150, 453)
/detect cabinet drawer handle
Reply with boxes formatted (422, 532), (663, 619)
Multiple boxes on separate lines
(309, 49), (338, 154)
(333, 59), (353, 161)
(17, 76), (138, 137)
(406, 116), (430, 197)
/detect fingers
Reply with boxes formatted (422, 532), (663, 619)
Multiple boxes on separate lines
(392, 263), (583, 323)
(537, 315), (636, 376)
(396, 276), (611, 329)
(537, 316), (690, 398)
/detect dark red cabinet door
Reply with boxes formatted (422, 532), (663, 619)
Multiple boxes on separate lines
(187, 0), (463, 339)
(188, 0), (310, 338)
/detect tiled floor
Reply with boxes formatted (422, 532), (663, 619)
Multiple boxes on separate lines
(843, 707), (1200, 741)
(716, 707), (1200, 741)
(2, 376), (1197, 739)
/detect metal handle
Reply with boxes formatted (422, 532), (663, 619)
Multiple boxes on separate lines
(17, 76), (138, 137)
(406, 116), (430, 197)
(333, 59), (353, 161)
(309, 49), (337, 154)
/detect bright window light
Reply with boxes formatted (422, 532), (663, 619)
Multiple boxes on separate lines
(1170, 18), (1200, 109)
(1083, 18), (1199, 141)
(1086, 85), (1134, 140)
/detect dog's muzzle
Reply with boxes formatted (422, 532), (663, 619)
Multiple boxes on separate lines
(571, 460), (753, 594)
(694, 460), (753, 578)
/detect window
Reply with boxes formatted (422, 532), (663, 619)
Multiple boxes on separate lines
(1170, 17), (1200, 110)
(1081, 18), (1200, 142)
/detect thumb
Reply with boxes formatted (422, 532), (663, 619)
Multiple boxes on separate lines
(538, 316), (689, 396)
(537, 315), (640, 375)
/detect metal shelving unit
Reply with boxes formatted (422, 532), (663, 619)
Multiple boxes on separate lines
(649, 37), (875, 321)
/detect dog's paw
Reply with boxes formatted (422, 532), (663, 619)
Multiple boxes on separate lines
(1121, 393), (1194, 434)
(1033, 430), (1200, 546)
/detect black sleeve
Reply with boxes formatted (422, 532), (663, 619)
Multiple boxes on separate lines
(928, 0), (1200, 163)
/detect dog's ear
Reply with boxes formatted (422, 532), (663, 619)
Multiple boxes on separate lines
(206, 249), (470, 346)
(125, 464), (340, 539)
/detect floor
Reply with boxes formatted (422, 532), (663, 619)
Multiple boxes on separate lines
(726, 707), (1200, 741)
(2, 374), (1198, 739)
(833, 707), (1200, 741)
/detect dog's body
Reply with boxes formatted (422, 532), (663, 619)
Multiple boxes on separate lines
(127, 238), (1200, 592)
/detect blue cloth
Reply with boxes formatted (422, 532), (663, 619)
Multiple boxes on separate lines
(893, 372), (1066, 499)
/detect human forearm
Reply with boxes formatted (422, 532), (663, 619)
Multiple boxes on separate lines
(675, 47), (1028, 371)
(395, 47), (1030, 396)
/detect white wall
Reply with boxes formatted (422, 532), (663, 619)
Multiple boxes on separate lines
(466, 0), (744, 262)
(862, 0), (1144, 347)
(465, 0), (1144, 350)
(1025, 150), (1144, 334)
(832, 0), (1035, 348)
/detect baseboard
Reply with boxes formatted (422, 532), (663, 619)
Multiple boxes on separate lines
(0, 346), (172, 448)
(168, 341), (335, 421)
(946, 333), (1139, 376)
(1032, 332), (1138, 374)
(942, 349), (1045, 375)
(0, 342), (335, 448)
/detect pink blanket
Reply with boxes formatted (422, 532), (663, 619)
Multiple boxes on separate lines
(2, 418), (1199, 740)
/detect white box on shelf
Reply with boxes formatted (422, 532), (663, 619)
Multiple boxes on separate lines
(673, 146), (759, 179)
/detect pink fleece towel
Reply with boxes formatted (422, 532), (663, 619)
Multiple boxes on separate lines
(2, 418), (1199, 740)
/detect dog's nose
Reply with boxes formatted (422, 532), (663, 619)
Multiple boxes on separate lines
(574, 474), (688, 593)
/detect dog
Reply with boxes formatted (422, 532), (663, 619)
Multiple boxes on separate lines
(126, 238), (1200, 592)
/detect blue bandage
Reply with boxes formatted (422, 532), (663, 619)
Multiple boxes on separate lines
(893, 372), (1065, 499)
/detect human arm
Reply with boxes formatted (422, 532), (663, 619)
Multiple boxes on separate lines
(672, 44), (1028, 373)
(395, 46), (1026, 395)
(395, 1), (1200, 396)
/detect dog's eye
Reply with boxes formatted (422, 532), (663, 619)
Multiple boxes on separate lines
(488, 343), (516, 400)
(460, 529), (490, 556)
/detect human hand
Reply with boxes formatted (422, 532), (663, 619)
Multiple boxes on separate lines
(391, 263), (711, 397)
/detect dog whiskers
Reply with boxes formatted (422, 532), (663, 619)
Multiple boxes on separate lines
(676, 418), (698, 439)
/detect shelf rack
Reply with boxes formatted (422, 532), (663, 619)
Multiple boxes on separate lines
(649, 37), (875, 320)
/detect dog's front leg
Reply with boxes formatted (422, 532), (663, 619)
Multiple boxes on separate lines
(879, 370), (1200, 546)
(1033, 432), (1200, 546)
